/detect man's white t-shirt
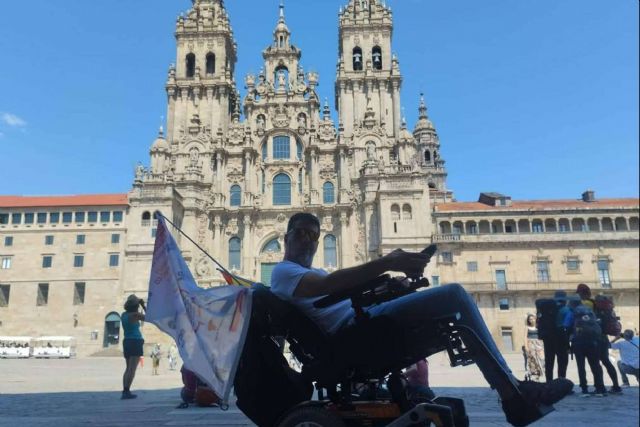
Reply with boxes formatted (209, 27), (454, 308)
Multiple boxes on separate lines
(612, 337), (640, 369)
(271, 260), (354, 335)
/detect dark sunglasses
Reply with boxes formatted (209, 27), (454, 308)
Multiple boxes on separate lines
(287, 227), (320, 242)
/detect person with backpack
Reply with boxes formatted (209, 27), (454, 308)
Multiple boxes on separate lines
(568, 298), (606, 397)
(536, 291), (572, 382)
(577, 284), (622, 394)
(611, 330), (640, 386)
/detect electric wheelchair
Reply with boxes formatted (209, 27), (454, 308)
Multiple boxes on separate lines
(234, 273), (505, 427)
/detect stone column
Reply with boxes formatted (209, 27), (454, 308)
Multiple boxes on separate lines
(244, 152), (252, 195)
(242, 215), (252, 276)
(392, 81), (401, 138)
(339, 212), (351, 268)
(167, 88), (176, 142)
(310, 149), (319, 204)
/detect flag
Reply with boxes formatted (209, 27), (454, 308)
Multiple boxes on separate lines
(218, 268), (256, 288)
(145, 217), (253, 403)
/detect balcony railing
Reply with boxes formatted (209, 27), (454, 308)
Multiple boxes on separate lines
(460, 280), (639, 292)
(433, 230), (639, 243)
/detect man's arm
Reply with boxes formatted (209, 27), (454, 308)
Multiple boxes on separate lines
(293, 249), (429, 298)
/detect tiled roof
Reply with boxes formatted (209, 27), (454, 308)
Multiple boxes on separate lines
(0, 194), (129, 209)
(435, 198), (639, 213)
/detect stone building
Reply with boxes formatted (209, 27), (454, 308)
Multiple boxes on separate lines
(0, 0), (638, 356)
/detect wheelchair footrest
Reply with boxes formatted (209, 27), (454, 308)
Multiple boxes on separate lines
(436, 314), (475, 368)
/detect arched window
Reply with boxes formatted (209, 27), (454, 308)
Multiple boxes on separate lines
(262, 238), (281, 253)
(372, 46), (382, 70)
(424, 150), (431, 163)
(261, 143), (268, 161)
(273, 174), (291, 205)
(391, 204), (400, 220)
(353, 47), (363, 71)
(296, 141), (303, 160)
(324, 235), (337, 268)
(141, 211), (151, 226)
(273, 135), (290, 159)
(402, 204), (413, 220)
(323, 182), (335, 204)
(230, 185), (241, 207)
(428, 182), (436, 190)
(205, 53), (215, 75)
(186, 53), (196, 78)
(229, 237), (241, 270)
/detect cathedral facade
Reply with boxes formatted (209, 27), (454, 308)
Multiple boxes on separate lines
(128, 0), (450, 291)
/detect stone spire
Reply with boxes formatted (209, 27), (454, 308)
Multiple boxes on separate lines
(414, 93), (435, 133)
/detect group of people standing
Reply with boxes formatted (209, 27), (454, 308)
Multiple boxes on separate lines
(524, 283), (639, 396)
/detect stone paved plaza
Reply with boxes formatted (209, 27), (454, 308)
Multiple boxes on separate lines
(0, 353), (638, 427)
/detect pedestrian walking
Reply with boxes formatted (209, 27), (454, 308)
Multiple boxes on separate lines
(168, 344), (178, 371)
(536, 290), (571, 381)
(524, 314), (545, 381)
(150, 343), (161, 375)
(577, 284), (622, 394)
(569, 298), (607, 397)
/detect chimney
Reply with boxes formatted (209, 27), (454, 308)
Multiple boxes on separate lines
(582, 189), (596, 202)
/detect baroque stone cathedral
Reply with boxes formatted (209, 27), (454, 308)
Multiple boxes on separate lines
(127, 0), (452, 287)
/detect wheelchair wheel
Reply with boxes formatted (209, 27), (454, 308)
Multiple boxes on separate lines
(277, 406), (347, 427)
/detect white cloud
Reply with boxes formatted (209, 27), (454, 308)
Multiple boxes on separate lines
(2, 113), (27, 127)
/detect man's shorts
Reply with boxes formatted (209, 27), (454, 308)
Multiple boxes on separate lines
(123, 338), (144, 358)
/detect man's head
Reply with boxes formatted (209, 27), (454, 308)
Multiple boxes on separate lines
(554, 290), (568, 306)
(576, 283), (592, 299)
(623, 329), (634, 341)
(284, 213), (320, 268)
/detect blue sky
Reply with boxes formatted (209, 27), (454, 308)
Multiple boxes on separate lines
(0, 0), (637, 201)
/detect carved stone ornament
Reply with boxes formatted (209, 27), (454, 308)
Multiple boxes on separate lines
(318, 122), (337, 142)
(227, 165), (245, 184)
(197, 214), (208, 245)
(195, 256), (212, 278)
(322, 216), (334, 232)
(227, 123), (244, 144)
(275, 214), (288, 234)
(226, 219), (239, 236)
(269, 105), (291, 128)
(319, 164), (337, 181)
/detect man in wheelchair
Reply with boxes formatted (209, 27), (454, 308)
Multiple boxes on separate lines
(236, 213), (573, 427)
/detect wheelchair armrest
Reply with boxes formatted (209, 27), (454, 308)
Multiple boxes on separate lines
(314, 275), (429, 309)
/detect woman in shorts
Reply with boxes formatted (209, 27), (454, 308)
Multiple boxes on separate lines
(121, 295), (145, 399)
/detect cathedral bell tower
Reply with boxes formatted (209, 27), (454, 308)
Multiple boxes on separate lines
(336, 0), (402, 140)
(165, 0), (238, 144)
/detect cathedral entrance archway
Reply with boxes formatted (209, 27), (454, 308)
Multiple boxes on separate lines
(103, 312), (121, 348)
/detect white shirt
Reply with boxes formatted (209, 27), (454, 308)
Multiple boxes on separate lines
(612, 337), (640, 369)
(271, 260), (354, 335)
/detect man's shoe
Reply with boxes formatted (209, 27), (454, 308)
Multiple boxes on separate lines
(608, 386), (622, 394)
(621, 383), (631, 388)
(593, 391), (607, 397)
(121, 390), (137, 400)
(580, 389), (591, 398)
(502, 378), (574, 427)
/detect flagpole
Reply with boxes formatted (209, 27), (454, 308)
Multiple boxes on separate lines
(154, 212), (233, 278)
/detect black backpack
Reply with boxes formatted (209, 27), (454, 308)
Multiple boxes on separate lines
(573, 305), (602, 343)
(535, 298), (559, 340)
